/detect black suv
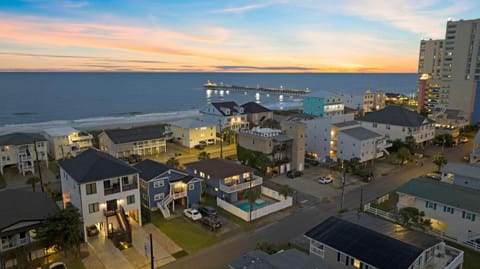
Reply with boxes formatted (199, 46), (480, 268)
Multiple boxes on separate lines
(198, 206), (217, 218)
(201, 216), (222, 231)
(287, 170), (302, 178)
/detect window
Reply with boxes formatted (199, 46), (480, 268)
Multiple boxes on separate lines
(122, 176), (129, 185)
(426, 201), (437, 210)
(338, 252), (348, 265)
(200, 172), (205, 178)
(372, 123), (377, 128)
(142, 193), (148, 200)
(463, 211), (476, 221)
(127, 195), (135, 204)
(188, 184), (194, 191)
(85, 183), (97, 195)
(353, 259), (361, 268)
(386, 124), (390, 130)
(443, 206), (454, 214)
(243, 172), (250, 179)
(154, 193), (165, 201)
(310, 240), (324, 258)
(88, 203), (99, 213)
(153, 180), (164, 188)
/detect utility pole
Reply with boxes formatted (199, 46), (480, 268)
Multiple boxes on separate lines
(150, 233), (154, 269)
(33, 139), (45, 192)
(340, 160), (346, 210)
(218, 119), (223, 159)
(359, 187), (364, 212)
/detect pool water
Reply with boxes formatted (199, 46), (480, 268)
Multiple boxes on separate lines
(237, 199), (268, 212)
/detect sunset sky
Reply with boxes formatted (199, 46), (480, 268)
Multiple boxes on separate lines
(1, 0), (479, 72)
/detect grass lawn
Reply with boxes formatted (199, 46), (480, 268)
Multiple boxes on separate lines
(446, 241), (480, 269)
(371, 192), (398, 212)
(152, 215), (217, 253)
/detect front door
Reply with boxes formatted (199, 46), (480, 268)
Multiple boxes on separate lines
(106, 199), (117, 212)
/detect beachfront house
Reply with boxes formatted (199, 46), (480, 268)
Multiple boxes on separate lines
(397, 177), (480, 247)
(134, 159), (202, 218)
(98, 125), (168, 158)
(305, 214), (464, 269)
(200, 101), (249, 131)
(241, 102), (273, 125)
(303, 95), (345, 118)
(43, 127), (93, 160)
(60, 148), (142, 243)
(0, 190), (58, 269)
(168, 119), (216, 148)
(0, 133), (48, 176)
(358, 106), (435, 146)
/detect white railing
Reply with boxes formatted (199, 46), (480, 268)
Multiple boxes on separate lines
(219, 177), (263, 193)
(464, 240), (480, 251)
(363, 203), (398, 222)
(250, 197), (292, 220)
(171, 192), (186, 199)
(445, 245), (464, 269)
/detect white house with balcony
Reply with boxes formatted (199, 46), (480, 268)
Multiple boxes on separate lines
(0, 133), (48, 176)
(168, 119), (216, 148)
(336, 125), (385, 163)
(185, 158), (292, 222)
(0, 190), (58, 269)
(358, 106), (435, 145)
(200, 101), (249, 131)
(60, 148), (141, 243)
(397, 177), (480, 249)
(43, 127), (93, 160)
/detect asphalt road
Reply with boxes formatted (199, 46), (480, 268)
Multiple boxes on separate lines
(161, 143), (472, 269)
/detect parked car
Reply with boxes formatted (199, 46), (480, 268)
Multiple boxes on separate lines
(287, 170), (303, 179)
(198, 206), (217, 218)
(86, 225), (99, 237)
(207, 138), (215, 145)
(49, 262), (67, 269)
(306, 158), (319, 166)
(318, 176), (333, 184)
(426, 172), (441, 180)
(128, 154), (142, 164)
(460, 137), (469, 143)
(201, 216), (222, 231)
(183, 208), (202, 221)
(194, 144), (206, 150)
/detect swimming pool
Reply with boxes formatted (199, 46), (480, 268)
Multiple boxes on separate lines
(236, 199), (268, 212)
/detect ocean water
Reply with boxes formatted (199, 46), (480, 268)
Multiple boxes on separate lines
(0, 72), (417, 129)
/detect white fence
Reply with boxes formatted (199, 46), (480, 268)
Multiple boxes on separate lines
(364, 203), (398, 222)
(216, 186), (293, 222)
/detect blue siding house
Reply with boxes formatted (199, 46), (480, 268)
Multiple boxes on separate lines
(303, 95), (344, 117)
(134, 159), (202, 218)
(185, 158), (263, 203)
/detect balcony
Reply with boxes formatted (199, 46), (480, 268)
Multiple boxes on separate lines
(122, 182), (138, 191)
(172, 191), (187, 199)
(219, 176), (262, 193)
(104, 185), (121, 195)
(0, 236), (31, 252)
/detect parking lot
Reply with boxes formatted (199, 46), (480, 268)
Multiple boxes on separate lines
(270, 165), (366, 202)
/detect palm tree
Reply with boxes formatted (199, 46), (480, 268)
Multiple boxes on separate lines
(166, 157), (180, 169)
(26, 176), (40, 192)
(198, 151), (210, 160)
(278, 184), (293, 200)
(433, 154), (448, 172)
(245, 188), (260, 221)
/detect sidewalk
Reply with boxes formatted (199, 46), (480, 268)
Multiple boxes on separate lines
(86, 236), (135, 269)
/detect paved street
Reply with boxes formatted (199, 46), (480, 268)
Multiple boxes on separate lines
(161, 142), (472, 269)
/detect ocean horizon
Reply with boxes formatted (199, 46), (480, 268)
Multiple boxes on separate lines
(0, 72), (417, 132)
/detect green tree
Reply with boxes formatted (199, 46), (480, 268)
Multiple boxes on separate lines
(399, 207), (431, 230)
(245, 188), (260, 221)
(278, 184), (293, 200)
(405, 136), (416, 151)
(433, 155), (448, 171)
(26, 176), (40, 192)
(36, 203), (82, 257)
(396, 147), (410, 164)
(198, 151), (211, 160)
(166, 157), (180, 169)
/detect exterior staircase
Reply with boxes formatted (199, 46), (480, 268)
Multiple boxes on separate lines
(157, 194), (173, 218)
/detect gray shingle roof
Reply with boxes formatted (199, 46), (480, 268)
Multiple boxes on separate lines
(441, 162), (480, 179)
(104, 126), (166, 144)
(0, 190), (58, 231)
(60, 148), (138, 183)
(333, 121), (359, 128)
(397, 177), (480, 213)
(169, 119), (214, 129)
(211, 101), (243, 116)
(186, 158), (253, 179)
(241, 102), (271, 113)
(0, 132), (47, 146)
(340, 127), (382, 140)
(358, 106), (434, 127)
(305, 216), (440, 269)
(228, 249), (326, 269)
(134, 159), (171, 181)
